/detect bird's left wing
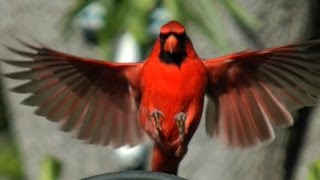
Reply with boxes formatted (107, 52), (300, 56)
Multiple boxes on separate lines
(1, 40), (148, 147)
(204, 40), (320, 148)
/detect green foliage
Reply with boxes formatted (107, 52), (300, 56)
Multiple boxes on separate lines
(0, 79), (9, 132)
(308, 159), (320, 180)
(0, 136), (23, 180)
(40, 155), (62, 180)
(64, 0), (260, 58)
(220, 0), (261, 31)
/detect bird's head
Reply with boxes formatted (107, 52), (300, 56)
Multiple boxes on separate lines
(158, 21), (188, 65)
(160, 21), (185, 54)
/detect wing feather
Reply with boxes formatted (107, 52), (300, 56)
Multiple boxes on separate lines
(1, 40), (148, 147)
(205, 40), (320, 148)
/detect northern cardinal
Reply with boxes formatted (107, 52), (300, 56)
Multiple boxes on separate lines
(2, 21), (320, 175)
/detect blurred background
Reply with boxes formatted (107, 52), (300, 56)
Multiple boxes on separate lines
(0, 0), (320, 179)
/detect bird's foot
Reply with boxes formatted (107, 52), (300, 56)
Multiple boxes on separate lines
(175, 145), (187, 157)
(150, 109), (165, 136)
(174, 112), (187, 141)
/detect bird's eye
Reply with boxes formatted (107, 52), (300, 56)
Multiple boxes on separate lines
(159, 34), (169, 40)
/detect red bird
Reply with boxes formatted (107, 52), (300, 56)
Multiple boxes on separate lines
(2, 21), (320, 175)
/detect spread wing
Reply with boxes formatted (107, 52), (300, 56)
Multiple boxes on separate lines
(1, 40), (148, 147)
(204, 40), (320, 148)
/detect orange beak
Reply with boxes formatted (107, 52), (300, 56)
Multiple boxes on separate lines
(164, 35), (179, 54)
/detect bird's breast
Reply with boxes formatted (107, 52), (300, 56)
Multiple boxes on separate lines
(139, 58), (207, 144)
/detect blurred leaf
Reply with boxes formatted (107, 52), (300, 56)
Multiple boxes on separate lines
(308, 159), (320, 180)
(220, 0), (261, 31)
(127, 0), (157, 44)
(63, 0), (93, 37)
(63, 0), (260, 57)
(40, 155), (62, 180)
(0, 136), (23, 179)
(0, 79), (9, 131)
(219, 0), (262, 47)
(162, 0), (184, 21)
(195, 0), (230, 52)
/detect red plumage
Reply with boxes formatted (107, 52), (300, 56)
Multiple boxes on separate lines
(2, 21), (320, 175)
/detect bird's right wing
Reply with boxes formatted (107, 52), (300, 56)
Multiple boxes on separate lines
(2, 40), (149, 147)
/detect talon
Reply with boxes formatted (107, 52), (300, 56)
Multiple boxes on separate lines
(174, 112), (187, 141)
(150, 109), (165, 131)
(175, 145), (187, 157)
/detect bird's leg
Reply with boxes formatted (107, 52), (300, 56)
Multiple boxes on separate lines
(173, 112), (187, 157)
(149, 109), (165, 138)
(174, 112), (187, 141)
